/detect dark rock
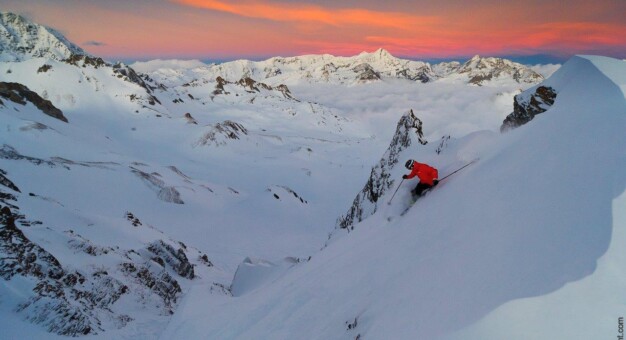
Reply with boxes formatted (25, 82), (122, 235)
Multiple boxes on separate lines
(1, 209), (63, 280)
(63, 54), (107, 68)
(195, 120), (248, 147)
(1, 206), (129, 336)
(112, 63), (162, 105)
(184, 112), (198, 124)
(0, 169), (20, 192)
(147, 240), (195, 279)
(37, 64), (52, 73)
(213, 76), (230, 95)
(66, 231), (112, 256)
(199, 254), (213, 267)
(501, 86), (557, 132)
(275, 84), (296, 100)
(121, 263), (182, 309)
(125, 211), (142, 227)
(237, 77), (261, 92)
(396, 68), (431, 83)
(0, 82), (68, 122)
(352, 63), (380, 82)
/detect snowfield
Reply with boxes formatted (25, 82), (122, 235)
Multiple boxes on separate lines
(2, 12), (626, 340)
(160, 56), (626, 340)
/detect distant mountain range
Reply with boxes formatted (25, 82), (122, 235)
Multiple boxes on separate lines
(134, 48), (544, 87)
(1, 12), (542, 87)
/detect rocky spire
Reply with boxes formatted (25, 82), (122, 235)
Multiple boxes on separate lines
(336, 109), (427, 230)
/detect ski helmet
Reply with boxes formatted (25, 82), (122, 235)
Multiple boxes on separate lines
(405, 160), (414, 170)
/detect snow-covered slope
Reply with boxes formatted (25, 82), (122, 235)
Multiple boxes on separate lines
(160, 56), (626, 339)
(0, 12), (86, 62)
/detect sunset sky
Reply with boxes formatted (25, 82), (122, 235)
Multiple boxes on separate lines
(1, 0), (625, 64)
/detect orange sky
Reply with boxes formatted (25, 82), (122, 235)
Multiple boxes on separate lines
(1, 0), (625, 62)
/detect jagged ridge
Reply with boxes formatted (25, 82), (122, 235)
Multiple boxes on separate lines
(336, 109), (427, 230)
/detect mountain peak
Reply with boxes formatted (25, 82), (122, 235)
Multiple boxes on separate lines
(0, 11), (87, 62)
(375, 48), (393, 58)
(357, 48), (396, 61)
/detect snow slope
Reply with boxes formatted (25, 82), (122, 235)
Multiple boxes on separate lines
(161, 56), (626, 339)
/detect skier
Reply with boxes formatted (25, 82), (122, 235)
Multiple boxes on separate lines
(403, 160), (439, 198)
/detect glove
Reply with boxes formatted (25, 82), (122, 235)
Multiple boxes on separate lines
(402, 175), (408, 179)
(433, 179), (439, 185)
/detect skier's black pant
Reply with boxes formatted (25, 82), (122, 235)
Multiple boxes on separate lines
(413, 182), (433, 197)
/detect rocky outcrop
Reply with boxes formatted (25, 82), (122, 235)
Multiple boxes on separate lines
(275, 84), (295, 100)
(267, 185), (308, 204)
(37, 64), (52, 73)
(1, 206), (129, 336)
(0, 82), (68, 122)
(147, 240), (195, 279)
(212, 76), (295, 100)
(184, 113), (198, 124)
(63, 54), (107, 69)
(195, 120), (249, 147)
(61, 56), (163, 107)
(396, 67), (431, 83)
(112, 63), (162, 106)
(501, 86), (557, 131)
(0, 168), (20, 193)
(237, 77), (272, 92)
(456, 55), (544, 85)
(1, 200), (208, 336)
(119, 262), (181, 311)
(353, 63), (381, 83)
(337, 109), (427, 230)
(213, 76), (229, 95)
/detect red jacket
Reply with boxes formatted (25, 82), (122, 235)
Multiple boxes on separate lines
(406, 162), (438, 185)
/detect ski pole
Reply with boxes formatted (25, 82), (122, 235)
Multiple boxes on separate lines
(387, 178), (405, 205)
(440, 158), (479, 181)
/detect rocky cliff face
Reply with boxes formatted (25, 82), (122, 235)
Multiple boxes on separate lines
(0, 12), (86, 62)
(501, 85), (557, 131)
(336, 109), (427, 230)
